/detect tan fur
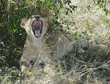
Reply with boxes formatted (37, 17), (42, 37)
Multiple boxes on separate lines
(20, 15), (51, 72)
(19, 15), (75, 73)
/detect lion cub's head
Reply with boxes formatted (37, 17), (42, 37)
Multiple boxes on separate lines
(21, 15), (48, 39)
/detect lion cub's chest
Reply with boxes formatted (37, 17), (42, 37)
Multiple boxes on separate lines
(20, 36), (51, 67)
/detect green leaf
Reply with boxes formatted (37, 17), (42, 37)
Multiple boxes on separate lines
(81, 30), (87, 34)
(86, 22), (89, 26)
(16, 30), (18, 33)
(60, 4), (63, 8)
(89, 31), (93, 33)
(66, 11), (68, 15)
(106, 19), (109, 23)
(75, 37), (78, 40)
(97, 0), (101, 5)
(52, 19), (55, 23)
(82, 31), (85, 34)
(43, 2), (46, 7)
(0, 24), (3, 27)
(69, 5), (72, 8)
(105, 11), (108, 15)
(75, 32), (77, 35)
(14, 29), (17, 32)
(56, 16), (58, 19)
(70, 10), (72, 13)
(10, 29), (12, 33)
(66, 8), (69, 10)
(78, 34), (81, 37)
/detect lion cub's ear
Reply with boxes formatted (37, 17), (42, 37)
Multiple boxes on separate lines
(20, 18), (28, 28)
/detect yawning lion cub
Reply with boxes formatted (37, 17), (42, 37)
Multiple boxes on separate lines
(19, 15), (74, 73)
(19, 15), (51, 72)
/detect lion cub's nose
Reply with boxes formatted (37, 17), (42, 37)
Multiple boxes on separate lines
(35, 16), (40, 20)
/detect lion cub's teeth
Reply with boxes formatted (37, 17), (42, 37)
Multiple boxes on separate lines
(34, 21), (41, 24)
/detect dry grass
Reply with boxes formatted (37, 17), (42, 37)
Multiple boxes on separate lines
(18, 0), (110, 84)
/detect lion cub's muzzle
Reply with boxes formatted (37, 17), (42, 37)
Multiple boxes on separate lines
(32, 16), (43, 38)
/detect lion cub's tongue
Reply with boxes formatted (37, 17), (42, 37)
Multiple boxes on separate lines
(35, 30), (41, 38)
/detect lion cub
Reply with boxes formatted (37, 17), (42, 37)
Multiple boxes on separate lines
(19, 15), (74, 73)
(19, 15), (51, 72)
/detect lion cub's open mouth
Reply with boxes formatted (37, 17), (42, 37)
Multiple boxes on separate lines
(32, 20), (43, 38)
